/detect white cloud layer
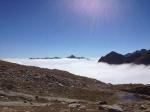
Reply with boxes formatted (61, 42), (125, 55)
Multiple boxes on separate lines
(2, 58), (150, 84)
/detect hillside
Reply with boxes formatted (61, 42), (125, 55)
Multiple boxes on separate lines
(0, 60), (150, 112)
(0, 60), (108, 100)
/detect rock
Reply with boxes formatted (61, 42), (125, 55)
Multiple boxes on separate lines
(98, 104), (123, 112)
(35, 95), (39, 100)
(69, 103), (86, 112)
(96, 101), (107, 105)
(61, 101), (66, 104)
(79, 105), (86, 109)
(69, 101), (79, 104)
(69, 103), (81, 108)
(24, 100), (27, 103)
(140, 104), (146, 110)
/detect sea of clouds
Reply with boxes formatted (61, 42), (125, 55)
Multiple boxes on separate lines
(2, 58), (150, 84)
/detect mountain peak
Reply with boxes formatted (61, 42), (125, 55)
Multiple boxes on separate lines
(98, 51), (124, 64)
(67, 55), (87, 59)
(67, 55), (76, 58)
(99, 49), (150, 65)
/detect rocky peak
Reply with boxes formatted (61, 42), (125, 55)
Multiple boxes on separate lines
(67, 55), (76, 59)
(98, 51), (125, 64)
(98, 49), (150, 65)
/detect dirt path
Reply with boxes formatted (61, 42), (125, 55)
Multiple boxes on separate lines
(0, 90), (87, 106)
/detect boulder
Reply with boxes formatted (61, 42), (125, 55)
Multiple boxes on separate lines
(96, 101), (107, 105)
(98, 104), (123, 112)
(69, 103), (86, 112)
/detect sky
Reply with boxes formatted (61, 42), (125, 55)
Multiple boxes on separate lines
(0, 0), (150, 58)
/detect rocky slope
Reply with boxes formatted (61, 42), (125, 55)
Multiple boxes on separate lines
(0, 60), (150, 112)
(0, 60), (108, 100)
(98, 49), (150, 65)
(126, 85), (150, 96)
(98, 51), (124, 64)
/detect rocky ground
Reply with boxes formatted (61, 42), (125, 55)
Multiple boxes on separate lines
(0, 60), (150, 112)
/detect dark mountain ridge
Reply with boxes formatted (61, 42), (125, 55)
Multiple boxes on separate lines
(98, 49), (150, 65)
(67, 55), (87, 59)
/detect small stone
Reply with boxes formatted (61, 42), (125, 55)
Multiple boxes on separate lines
(96, 101), (107, 105)
(141, 104), (146, 110)
(24, 100), (27, 103)
(35, 95), (39, 100)
(61, 101), (66, 104)
(99, 104), (123, 112)
(69, 103), (86, 112)
(69, 103), (81, 108)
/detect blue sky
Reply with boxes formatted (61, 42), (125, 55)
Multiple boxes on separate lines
(0, 0), (150, 58)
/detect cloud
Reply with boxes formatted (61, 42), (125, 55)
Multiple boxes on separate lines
(2, 58), (150, 84)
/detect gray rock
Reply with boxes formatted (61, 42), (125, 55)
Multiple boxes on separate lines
(96, 101), (107, 105)
(99, 104), (123, 112)
(140, 104), (146, 110)
(69, 103), (81, 108)
(69, 103), (86, 112)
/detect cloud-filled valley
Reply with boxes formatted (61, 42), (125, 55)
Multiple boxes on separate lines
(2, 58), (150, 84)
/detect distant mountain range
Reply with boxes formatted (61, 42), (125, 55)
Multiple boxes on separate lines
(98, 49), (150, 65)
(29, 57), (61, 59)
(66, 55), (87, 59)
(29, 55), (88, 60)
